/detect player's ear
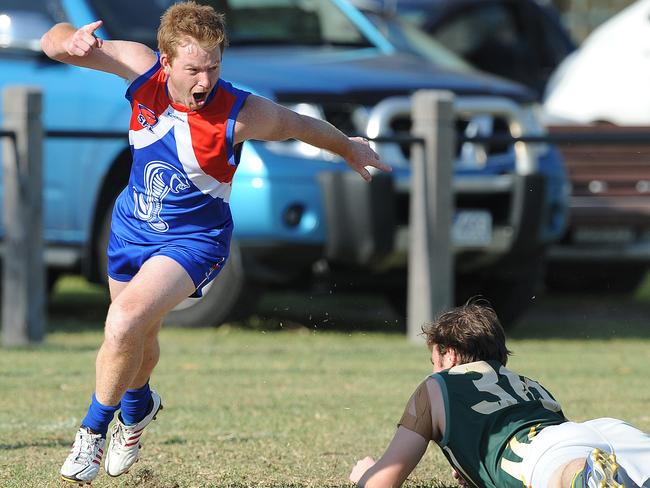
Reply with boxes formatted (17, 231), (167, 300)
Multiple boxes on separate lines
(445, 347), (459, 367)
(160, 53), (171, 74)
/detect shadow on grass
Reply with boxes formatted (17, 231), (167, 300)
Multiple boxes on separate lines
(45, 275), (650, 340)
(46, 276), (407, 334)
(251, 289), (650, 340)
(242, 271), (650, 339)
(510, 290), (650, 340)
(47, 275), (109, 333)
(240, 290), (407, 334)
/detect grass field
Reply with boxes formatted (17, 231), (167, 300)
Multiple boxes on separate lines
(1, 276), (650, 487)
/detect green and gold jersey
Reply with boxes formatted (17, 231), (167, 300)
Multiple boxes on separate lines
(402, 360), (566, 488)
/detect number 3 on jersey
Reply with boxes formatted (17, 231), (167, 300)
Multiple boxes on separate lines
(449, 362), (562, 415)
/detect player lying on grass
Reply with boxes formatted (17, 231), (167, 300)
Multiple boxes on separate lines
(349, 300), (650, 488)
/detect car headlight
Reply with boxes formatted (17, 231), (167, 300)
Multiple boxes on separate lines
(264, 103), (340, 161)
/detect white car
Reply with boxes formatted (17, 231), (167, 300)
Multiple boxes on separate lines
(542, 0), (650, 294)
(543, 0), (650, 125)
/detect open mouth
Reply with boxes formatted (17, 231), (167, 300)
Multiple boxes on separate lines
(192, 92), (207, 103)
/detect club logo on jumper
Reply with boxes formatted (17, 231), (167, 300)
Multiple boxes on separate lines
(133, 161), (190, 232)
(137, 104), (159, 132)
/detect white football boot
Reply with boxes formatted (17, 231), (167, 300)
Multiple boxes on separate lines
(60, 427), (106, 484)
(104, 390), (162, 477)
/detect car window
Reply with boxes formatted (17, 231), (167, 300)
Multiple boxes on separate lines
(89, 0), (373, 48)
(361, 10), (474, 72)
(430, 3), (537, 86)
(0, 0), (67, 51)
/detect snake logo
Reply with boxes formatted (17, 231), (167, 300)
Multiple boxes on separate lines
(133, 161), (191, 232)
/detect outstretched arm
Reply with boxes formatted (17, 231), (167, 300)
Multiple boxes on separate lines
(233, 94), (391, 181)
(40, 20), (157, 82)
(349, 427), (428, 488)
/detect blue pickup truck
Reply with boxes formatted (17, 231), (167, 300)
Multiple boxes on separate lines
(0, 0), (568, 327)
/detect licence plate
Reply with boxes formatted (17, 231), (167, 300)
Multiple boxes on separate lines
(452, 210), (492, 246)
(573, 226), (634, 244)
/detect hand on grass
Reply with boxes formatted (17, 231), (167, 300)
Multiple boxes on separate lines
(452, 468), (470, 487)
(349, 456), (376, 485)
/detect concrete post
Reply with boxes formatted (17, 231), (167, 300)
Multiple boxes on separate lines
(1, 86), (45, 346)
(407, 90), (455, 342)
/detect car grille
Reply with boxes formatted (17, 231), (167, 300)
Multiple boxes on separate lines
(321, 101), (514, 168)
(388, 114), (512, 162)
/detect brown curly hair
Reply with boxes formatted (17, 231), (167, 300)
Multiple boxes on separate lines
(157, 1), (228, 62)
(422, 298), (512, 366)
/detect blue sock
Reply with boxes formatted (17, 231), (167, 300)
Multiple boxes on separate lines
(81, 393), (120, 438)
(120, 382), (152, 426)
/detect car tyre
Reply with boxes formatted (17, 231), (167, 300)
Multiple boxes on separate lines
(97, 204), (260, 328)
(165, 240), (262, 328)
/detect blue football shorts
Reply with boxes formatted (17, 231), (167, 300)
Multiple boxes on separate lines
(107, 231), (227, 298)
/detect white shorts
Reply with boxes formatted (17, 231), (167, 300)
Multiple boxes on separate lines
(520, 418), (650, 488)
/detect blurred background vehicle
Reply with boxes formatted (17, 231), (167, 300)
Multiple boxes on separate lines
(0, 0), (569, 328)
(542, 0), (650, 292)
(351, 0), (577, 100)
(354, 0), (650, 294)
(543, 0), (650, 125)
(340, 0), (573, 316)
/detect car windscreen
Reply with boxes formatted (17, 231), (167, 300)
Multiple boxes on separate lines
(0, 0), (67, 52)
(88, 0), (374, 49)
(362, 10), (474, 73)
